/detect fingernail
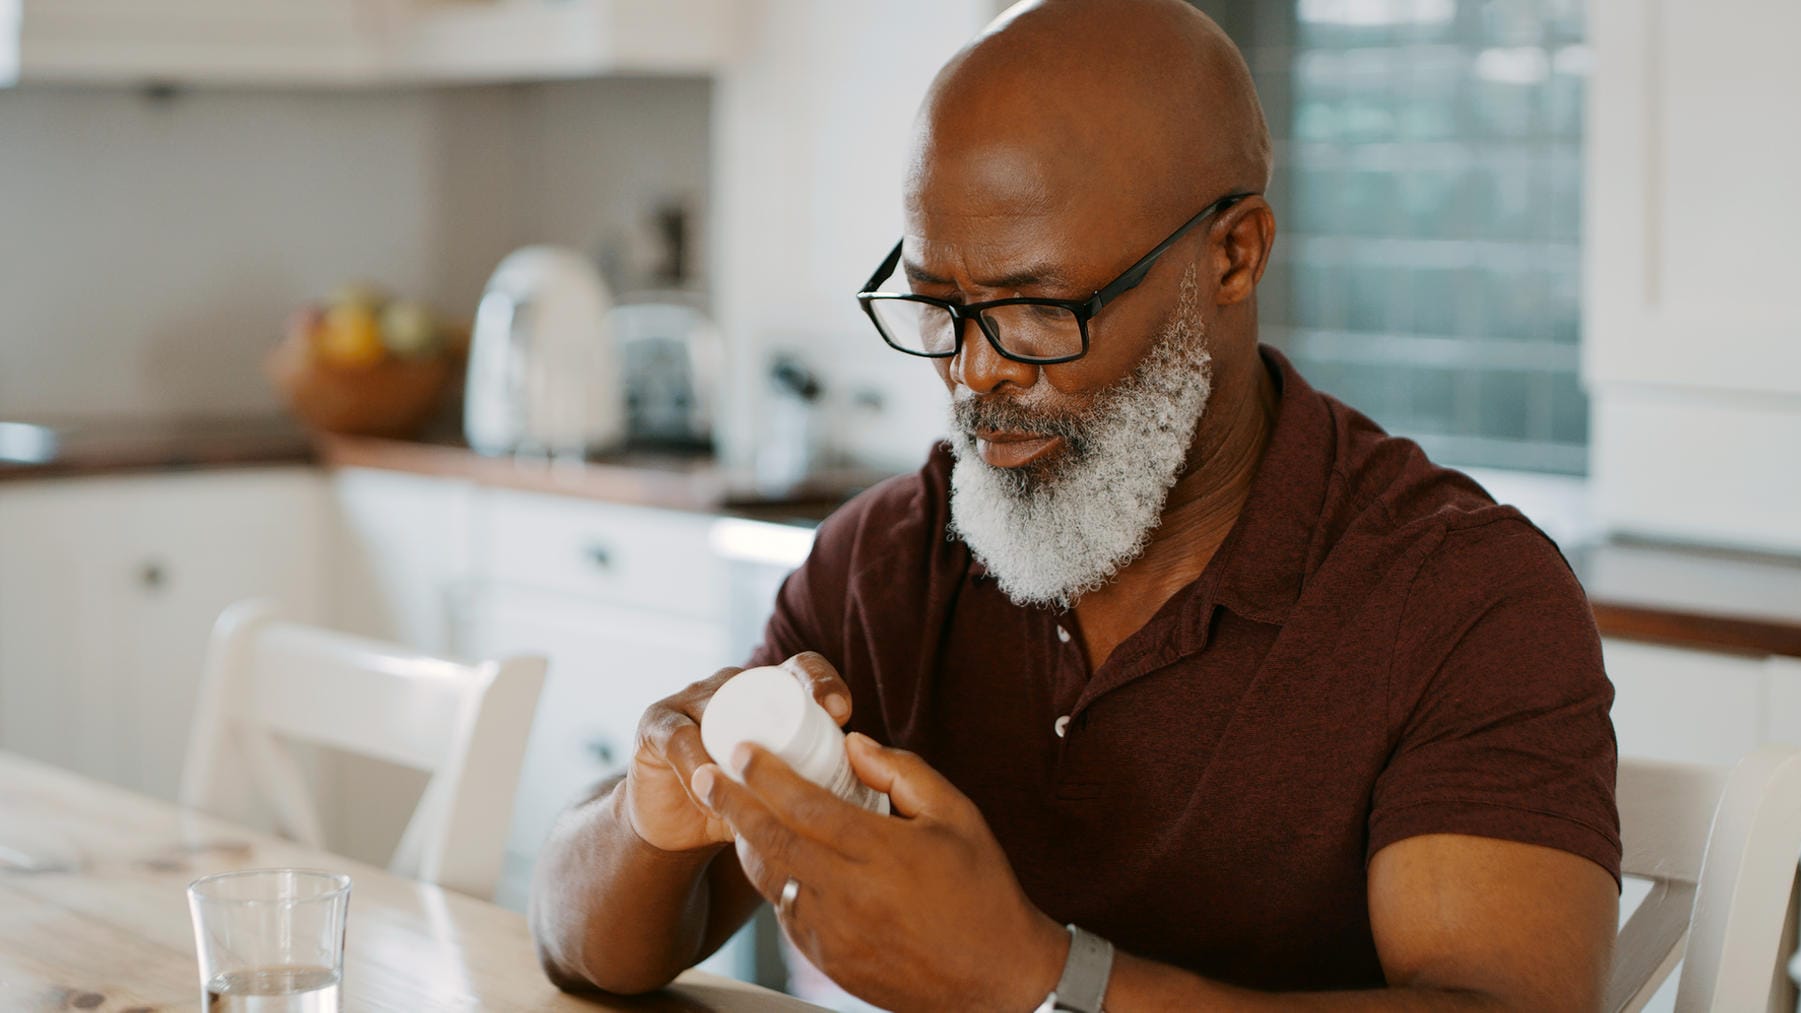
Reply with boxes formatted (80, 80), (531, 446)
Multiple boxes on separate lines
(845, 731), (871, 751)
(823, 694), (849, 721)
(692, 765), (717, 802)
(732, 742), (755, 775)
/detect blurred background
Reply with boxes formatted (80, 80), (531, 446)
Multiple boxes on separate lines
(1, 0), (1797, 1006)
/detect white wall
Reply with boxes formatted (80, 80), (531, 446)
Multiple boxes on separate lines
(712, 0), (998, 473)
(0, 77), (710, 422)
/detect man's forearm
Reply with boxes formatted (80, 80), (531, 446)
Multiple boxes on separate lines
(528, 779), (729, 995)
(1102, 950), (1574, 1013)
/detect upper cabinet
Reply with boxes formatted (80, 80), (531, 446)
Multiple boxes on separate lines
(1, 0), (744, 88)
(1584, 0), (1801, 554)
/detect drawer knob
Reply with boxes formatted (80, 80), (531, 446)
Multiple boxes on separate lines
(138, 561), (169, 592)
(587, 737), (616, 766)
(584, 545), (614, 570)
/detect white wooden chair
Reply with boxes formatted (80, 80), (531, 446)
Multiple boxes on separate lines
(180, 600), (547, 901)
(1608, 746), (1801, 1012)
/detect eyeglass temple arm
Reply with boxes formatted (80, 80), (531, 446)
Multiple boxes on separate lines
(1085, 191), (1257, 314)
(861, 240), (906, 293)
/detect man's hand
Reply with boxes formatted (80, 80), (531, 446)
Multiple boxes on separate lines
(626, 653), (853, 854)
(692, 732), (1067, 1013)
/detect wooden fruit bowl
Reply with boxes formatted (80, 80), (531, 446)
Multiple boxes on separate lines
(266, 336), (455, 440)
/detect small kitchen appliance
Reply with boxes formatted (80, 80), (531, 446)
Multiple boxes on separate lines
(611, 294), (720, 451)
(464, 246), (625, 458)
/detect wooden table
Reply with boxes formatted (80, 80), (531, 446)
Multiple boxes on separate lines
(0, 752), (819, 1011)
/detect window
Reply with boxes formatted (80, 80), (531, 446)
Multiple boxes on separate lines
(1223, 0), (1590, 474)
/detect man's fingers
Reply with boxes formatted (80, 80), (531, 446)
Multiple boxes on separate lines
(736, 744), (877, 857)
(782, 651), (852, 725)
(660, 724), (720, 809)
(846, 732), (968, 822)
(693, 762), (841, 901)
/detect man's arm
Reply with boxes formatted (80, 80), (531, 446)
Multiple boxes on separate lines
(697, 735), (1618, 1013)
(528, 774), (762, 994)
(1102, 833), (1617, 1011)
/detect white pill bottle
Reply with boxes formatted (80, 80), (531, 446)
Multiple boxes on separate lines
(700, 666), (890, 815)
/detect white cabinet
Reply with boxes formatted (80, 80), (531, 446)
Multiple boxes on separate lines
(6, 0), (745, 89)
(0, 468), (324, 800)
(1764, 657), (1801, 748)
(1604, 638), (1772, 768)
(462, 587), (727, 890)
(329, 467), (474, 653)
(464, 488), (731, 906)
(478, 491), (728, 621)
(1606, 638), (1801, 767)
(1585, 0), (1801, 553)
(461, 579), (748, 979)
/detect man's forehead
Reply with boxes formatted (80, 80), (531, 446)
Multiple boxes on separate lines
(902, 155), (1162, 289)
(901, 226), (1090, 291)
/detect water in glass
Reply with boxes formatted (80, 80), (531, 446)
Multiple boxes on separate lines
(205, 965), (340, 1013)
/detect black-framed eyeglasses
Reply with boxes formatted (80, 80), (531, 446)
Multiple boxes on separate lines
(856, 190), (1257, 365)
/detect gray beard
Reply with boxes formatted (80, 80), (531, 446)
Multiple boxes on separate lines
(946, 268), (1214, 609)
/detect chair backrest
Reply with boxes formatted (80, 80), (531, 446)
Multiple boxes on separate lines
(1609, 746), (1801, 1012)
(180, 600), (547, 900)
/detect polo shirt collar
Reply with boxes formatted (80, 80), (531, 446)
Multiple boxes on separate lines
(1198, 344), (1336, 630)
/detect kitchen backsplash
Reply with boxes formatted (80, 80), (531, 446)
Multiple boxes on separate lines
(0, 77), (710, 421)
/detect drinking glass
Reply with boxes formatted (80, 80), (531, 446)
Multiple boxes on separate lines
(188, 869), (351, 1012)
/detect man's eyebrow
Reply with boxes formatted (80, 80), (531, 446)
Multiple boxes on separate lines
(901, 259), (1083, 292)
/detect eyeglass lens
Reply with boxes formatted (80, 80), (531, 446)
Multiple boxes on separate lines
(869, 299), (1084, 360)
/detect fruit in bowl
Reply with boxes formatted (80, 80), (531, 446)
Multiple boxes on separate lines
(268, 283), (466, 439)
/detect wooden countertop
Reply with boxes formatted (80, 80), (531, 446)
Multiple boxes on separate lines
(1572, 540), (1801, 659)
(0, 416), (314, 481)
(314, 432), (891, 521)
(0, 751), (821, 1012)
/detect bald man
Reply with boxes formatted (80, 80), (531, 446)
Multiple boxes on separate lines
(530, 1), (1620, 1009)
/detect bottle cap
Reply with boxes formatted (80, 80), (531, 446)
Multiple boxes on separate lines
(701, 666), (811, 780)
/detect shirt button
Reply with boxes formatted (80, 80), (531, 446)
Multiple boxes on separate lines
(1054, 715), (1071, 738)
(1056, 624), (1071, 644)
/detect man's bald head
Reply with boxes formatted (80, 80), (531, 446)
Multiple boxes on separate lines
(908, 0), (1271, 236)
(907, 2), (1283, 607)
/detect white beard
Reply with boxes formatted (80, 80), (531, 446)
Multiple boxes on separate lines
(946, 267), (1213, 610)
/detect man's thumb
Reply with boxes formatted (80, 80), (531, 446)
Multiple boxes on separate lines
(846, 731), (953, 820)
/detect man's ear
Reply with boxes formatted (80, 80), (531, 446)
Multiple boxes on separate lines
(1214, 198), (1276, 308)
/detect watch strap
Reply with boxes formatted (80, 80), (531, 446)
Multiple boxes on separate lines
(1048, 923), (1114, 1013)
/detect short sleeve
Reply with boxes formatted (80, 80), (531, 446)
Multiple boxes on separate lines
(1369, 517), (1621, 884)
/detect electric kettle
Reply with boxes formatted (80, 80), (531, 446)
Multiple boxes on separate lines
(464, 246), (626, 458)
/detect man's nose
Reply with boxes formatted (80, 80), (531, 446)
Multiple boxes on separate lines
(951, 317), (1038, 395)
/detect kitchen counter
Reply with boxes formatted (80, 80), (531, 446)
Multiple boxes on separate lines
(0, 416), (313, 480)
(314, 431), (891, 524)
(1572, 540), (1801, 659)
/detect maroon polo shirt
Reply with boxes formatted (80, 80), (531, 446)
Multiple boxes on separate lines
(747, 345), (1619, 991)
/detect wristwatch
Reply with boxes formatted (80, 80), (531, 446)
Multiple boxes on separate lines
(1032, 924), (1114, 1013)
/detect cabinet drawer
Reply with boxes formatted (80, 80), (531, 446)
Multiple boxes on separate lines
(479, 490), (726, 620)
(1604, 638), (1770, 767)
